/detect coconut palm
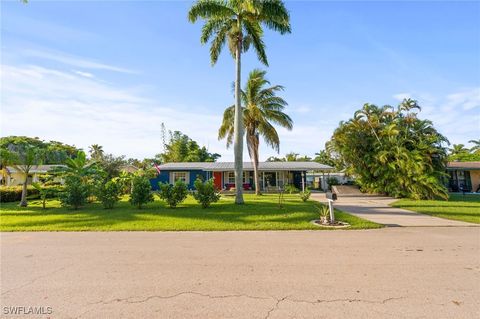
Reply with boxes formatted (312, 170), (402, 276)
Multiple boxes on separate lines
(468, 139), (480, 153)
(189, 0), (291, 204)
(89, 144), (104, 161)
(449, 144), (469, 156)
(219, 69), (292, 194)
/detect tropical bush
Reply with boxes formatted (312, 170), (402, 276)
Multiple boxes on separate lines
(157, 180), (188, 208)
(59, 175), (89, 209)
(129, 175), (154, 209)
(299, 188), (311, 202)
(193, 178), (220, 208)
(329, 99), (449, 200)
(95, 179), (121, 209)
(284, 184), (299, 194)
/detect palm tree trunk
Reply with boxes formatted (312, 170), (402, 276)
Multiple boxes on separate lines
(252, 142), (261, 196)
(19, 174), (28, 207)
(233, 38), (244, 204)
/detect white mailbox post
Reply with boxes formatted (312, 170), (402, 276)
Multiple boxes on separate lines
(325, 192), (337, 223)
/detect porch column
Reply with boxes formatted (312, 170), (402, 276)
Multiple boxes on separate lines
(302, 171), (305, 192)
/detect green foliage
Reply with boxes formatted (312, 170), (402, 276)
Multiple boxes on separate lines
(284, 184), (299, 194)
(0, 136), (78, 164)
(59, 175), (89, 209)
(157, 180), (188, 208)
(96, 153), (127, 179)
(299, 188), (311, 202)
(129, 175), (154, 209)
(31, 182), (58, 209)
(329, 99), (449, 200)
(188, 0), (291, 66)
(1, 186), (38, 202)
(156, 130), (220, 163)
(266, 153), (312, 162)
(448, 152), (480, 162)
(316, 205), (330, 224)
(193, 178), (221, 208)
(95, 179), (121, 209)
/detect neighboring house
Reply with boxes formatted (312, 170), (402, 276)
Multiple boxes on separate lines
(2, 165), (65, 186)
(306, 172), (354, 190)
(446, 161), (480, 192)
(151, 162), (333, 191)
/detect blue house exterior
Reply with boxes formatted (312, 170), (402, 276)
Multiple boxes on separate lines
(150, 162), (333, 191)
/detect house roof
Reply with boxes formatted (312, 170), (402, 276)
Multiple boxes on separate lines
(157, 162), (333, 171)
(446, 161), (480, 170)
(6, 165), (66, 173)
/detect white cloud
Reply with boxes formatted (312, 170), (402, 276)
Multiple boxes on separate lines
(0, 64), (222, 159)
(22, 49), (136, 74)
(73, 70), (94, 78)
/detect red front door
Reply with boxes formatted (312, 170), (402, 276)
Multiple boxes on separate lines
(213, 172), (222, 190)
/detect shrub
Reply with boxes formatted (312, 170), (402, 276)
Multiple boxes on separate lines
(129, 175), (154, 209)
(284, 184), (299, 194)
(193, 178), (220, 208)
(157, 180), (188, 208)
(95, 179), (121, 209)
(59, 175), (89, 209)
(299, 188), (311, 202)
(0, 185), (62, 203)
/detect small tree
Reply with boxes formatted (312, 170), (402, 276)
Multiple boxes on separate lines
(284, 184), (299, 194)
(11, 146), (44, 207)
(157, 180), (188, 208)
(95, 179), (121, 209)
(193, 178), (220, 208)
(59, 175), (89, 209)
(129, 175), (154, 209)
(31, 182), (56, 209)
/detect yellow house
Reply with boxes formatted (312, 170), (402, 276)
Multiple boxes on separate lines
(446, 161), (480, 192)
(2, 165), (65, 186)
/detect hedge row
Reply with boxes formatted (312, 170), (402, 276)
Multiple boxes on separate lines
(0, 185), (63, 203)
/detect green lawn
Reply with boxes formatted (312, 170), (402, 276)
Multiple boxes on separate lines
(0, 194), (381, 231)
(391, 193), (480, 224)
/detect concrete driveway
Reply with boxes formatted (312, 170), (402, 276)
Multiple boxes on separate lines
(1, 229), (479, 319)
(311, 193), (478, 227)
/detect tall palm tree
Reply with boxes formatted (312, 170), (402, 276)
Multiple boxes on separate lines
(189, 0), (291, 204)
(219, 69), (292, 194)
(449, 144), (469, 156)
(468, 139), (480, 153)
(89, 144), (104, 161)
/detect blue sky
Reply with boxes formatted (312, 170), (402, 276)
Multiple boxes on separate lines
(1, 0), (479, 161)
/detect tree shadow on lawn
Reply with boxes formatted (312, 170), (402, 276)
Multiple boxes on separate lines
(0, 197), (325, 230)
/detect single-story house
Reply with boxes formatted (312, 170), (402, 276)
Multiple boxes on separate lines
(306, 172), (354, 190)
(150, 162), (333, 191)
(446, 161), (480, 192)
(2, 165), (65, 186)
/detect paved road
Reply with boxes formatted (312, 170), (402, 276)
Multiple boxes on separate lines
(311, 193), (478, 227)
(1, 229), (479, 318)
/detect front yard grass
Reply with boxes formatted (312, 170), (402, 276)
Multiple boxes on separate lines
(391, 193), (480, 224)
(0, 194), (381, 231)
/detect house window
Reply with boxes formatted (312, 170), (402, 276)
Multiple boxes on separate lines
(171, 172), (189, 184)
(226, 171), (249, 184)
